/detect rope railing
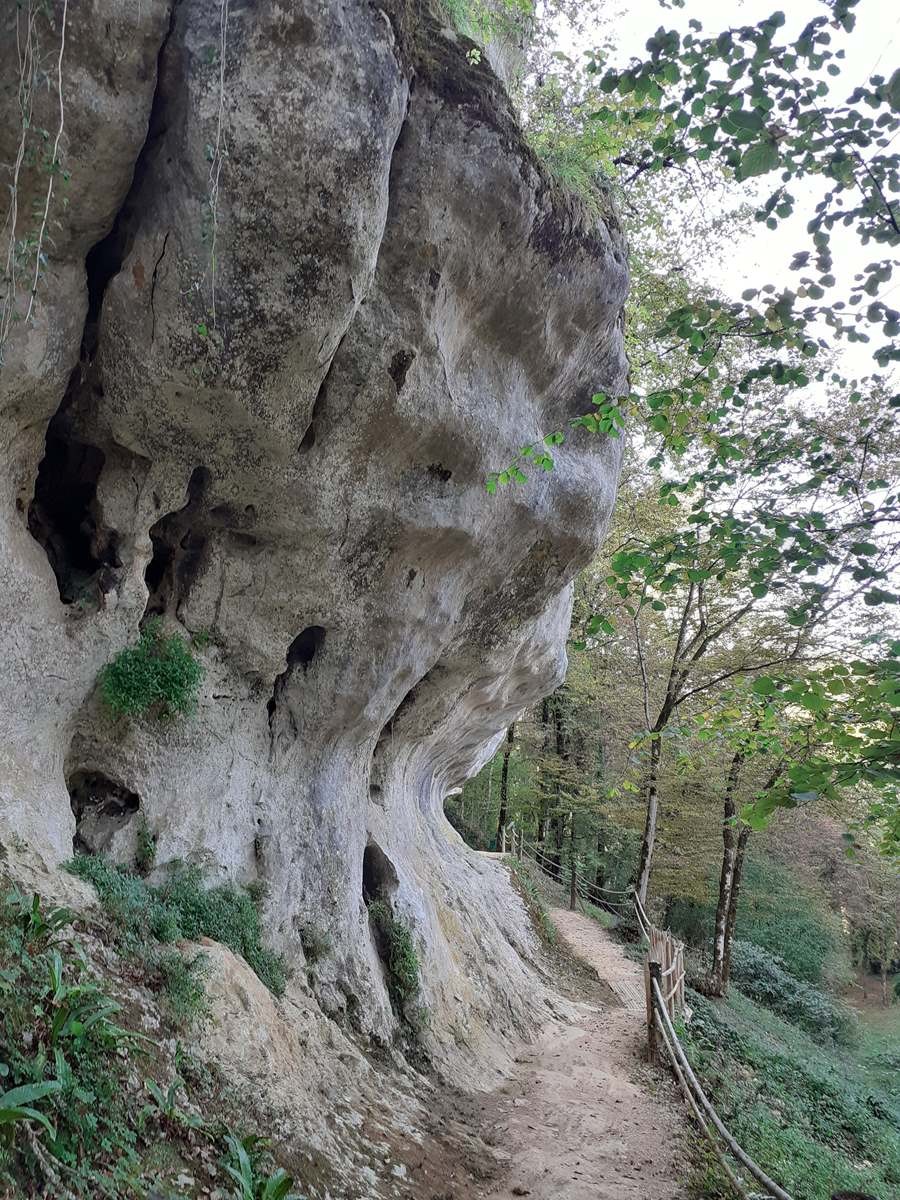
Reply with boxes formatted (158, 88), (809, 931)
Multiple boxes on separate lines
(650, 971), (793, 1200)
(502, 824), (793, 1200)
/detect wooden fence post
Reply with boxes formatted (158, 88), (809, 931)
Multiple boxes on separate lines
(569, 855), (577, 911)
(501, 825), (507, 855)
(645, 958), (661, 1063)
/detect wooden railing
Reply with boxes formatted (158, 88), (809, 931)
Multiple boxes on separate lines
(507, 825), (796, 1200)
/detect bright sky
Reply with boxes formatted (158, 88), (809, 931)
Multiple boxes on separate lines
(561, 0), (900, 382)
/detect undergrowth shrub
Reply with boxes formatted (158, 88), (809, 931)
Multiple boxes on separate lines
(730, 941), (858, 1046)
(666, 853), (847, 986)
(367, 900), (420, 1007)
(66, 855), (287, 997)
(683, 989), (900, 1200)
(0, 886), (303, 1197)
(99, 618), (203, 718)
(507, 859), (557, 946)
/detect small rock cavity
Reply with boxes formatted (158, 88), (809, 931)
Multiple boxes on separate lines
(68, 769), (140, 855)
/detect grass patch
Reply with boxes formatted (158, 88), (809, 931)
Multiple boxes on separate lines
(580, 900), (618, 929)
(66, 855), (287, 999)
(682, 987), (900, 1200)
(506, 858), (557, 947)
(99, 618), (203, 719)
(0, 884), (304, 1198)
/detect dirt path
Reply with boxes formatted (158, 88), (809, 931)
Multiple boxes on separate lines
(471, 907), (688, 1200)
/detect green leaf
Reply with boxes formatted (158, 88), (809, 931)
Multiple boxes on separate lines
(728, 109), (765, 132)
(885, 66), (900, 113)
(739, 140), (779, 178)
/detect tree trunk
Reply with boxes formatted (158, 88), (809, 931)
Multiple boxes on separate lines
(635, 735), (662, 905)
(721, 825), (751, 989)
(569, 814), (577, 911)
(549, 812), (564, 881)
(494, 723), (516, 850)
(537, 699), (552, 845)
(708, 746), (746, 996)
(881, 958), (889, 1007)
(595, 825), (606, 891)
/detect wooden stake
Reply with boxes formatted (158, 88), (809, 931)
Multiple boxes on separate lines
(645, 958), (661, 1064)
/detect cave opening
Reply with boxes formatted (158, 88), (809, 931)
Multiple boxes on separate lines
(266, 626), (327, 739)
(362, 840), (398, 906)
(27, 416), (121, 606)
(68, 769), (140, 856)
(287, 625), (326, 670)
(143, 466), (210, 620)
(388, 348), (415, 393)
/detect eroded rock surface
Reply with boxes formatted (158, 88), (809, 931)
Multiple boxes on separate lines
(0, 0), (627, 1102)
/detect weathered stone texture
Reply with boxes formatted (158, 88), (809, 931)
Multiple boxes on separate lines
(0, 0), (628, 1062)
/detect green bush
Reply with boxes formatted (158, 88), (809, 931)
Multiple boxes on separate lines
(0, 887), (302, 1196)
(665, 853), (846, 986)
(683, 989), (900, 1200)
(730, 941), (858, 1046)
(66, 855), (287, 997)
(367, 900), (420, 1007)
(99, 619), (203, 718)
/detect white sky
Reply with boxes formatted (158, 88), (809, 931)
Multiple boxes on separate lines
(563, 0), (900, 381)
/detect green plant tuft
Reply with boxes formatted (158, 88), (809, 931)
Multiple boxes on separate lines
(99, 618), (203, 719)
(135, 817), (157, 876)
(298, 924), (331, 966)
(367, 900), (420, 1007)
(66, 855), (288, 998)
(158, 949), (211, 1029)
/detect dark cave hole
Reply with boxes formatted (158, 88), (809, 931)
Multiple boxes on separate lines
(388, 349), (415, 393)
(143, 466), (210, 619)
(82, 223), (130, 356)
(298, 423), (316, 454)
(68, 770), (140, 856)
(266, 626), (327, 732)
(28, 426), (121, 605)
(426, 462), (452, 482)
(287, 625), (326, 670)
(362, 841), (398, 905)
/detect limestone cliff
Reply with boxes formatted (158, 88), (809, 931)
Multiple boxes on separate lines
(0, 0), (627, 1077)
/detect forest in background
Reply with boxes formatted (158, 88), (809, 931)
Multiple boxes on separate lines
(449, 0), (899, 1194)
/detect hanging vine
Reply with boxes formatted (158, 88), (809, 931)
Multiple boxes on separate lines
(0, 0), (69, 363)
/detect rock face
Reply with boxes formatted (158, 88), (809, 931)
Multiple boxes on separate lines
(0, 0), (627, 1057)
